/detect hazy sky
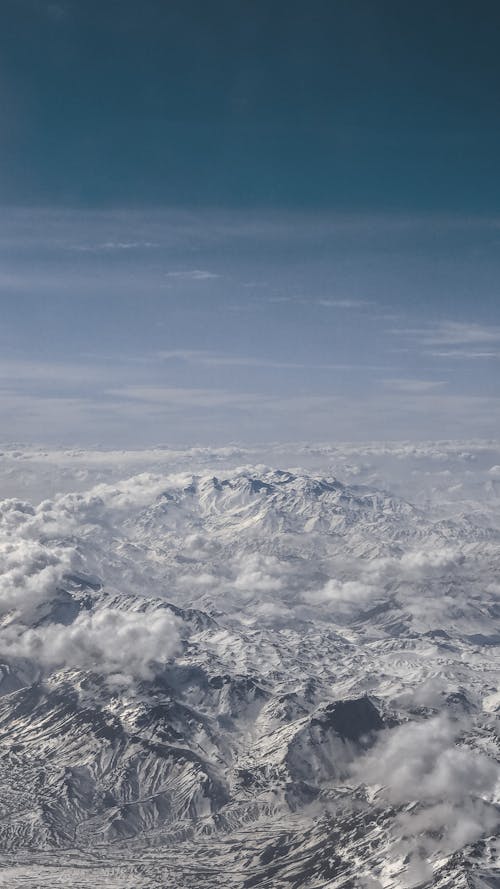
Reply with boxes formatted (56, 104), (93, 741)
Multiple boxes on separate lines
(1, 1), (499, 445)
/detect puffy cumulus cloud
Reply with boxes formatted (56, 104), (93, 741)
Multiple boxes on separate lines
(306, 578), (377, 609)
(0, 498), (36, 530)
(180, 532), (221, 561)
(352, 715), (497, 805)
(0, 473), (178, 617)
(398, 547), (464, 579)
(392, 678), (452, 711)
(233, 552), (287, 595)
(86, 472), (181, 512)
(0, 474), (187, 685)
(351, 715), (500, 858)
(0, 536), (76, 617)
(301, 547), (462, 619)
(397, 798), (499, 855)
(35, 471), (170, 532)
(364, 547), (464, 586)
(0, 607), (181, 682)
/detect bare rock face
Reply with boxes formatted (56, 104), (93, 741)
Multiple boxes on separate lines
(311, 697), (385, 742)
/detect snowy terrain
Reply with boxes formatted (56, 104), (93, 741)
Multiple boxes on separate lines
(0, 441), (500, 888)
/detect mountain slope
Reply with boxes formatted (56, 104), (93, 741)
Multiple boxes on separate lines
(0, 461), (499, 887)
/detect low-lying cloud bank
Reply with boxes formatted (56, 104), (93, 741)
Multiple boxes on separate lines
(0, 473), (184, 681)
(1, 608), (181, 682)
(0, 452), (499, 884)
(352, 714), (500, 885)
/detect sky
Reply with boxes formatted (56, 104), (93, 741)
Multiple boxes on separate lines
(1, 0), (500, 445)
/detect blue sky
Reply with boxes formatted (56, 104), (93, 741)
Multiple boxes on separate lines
(1, 2), (499, 444)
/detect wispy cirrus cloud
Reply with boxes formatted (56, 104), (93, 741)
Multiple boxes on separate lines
(428, 349), (500, 360)
(424, 321), (500, 346)
(389, 320), (500, 362)
(71, 241), (159, 252)
(266, 295), (372, 309)
(314, 298), (372, 309)
(383, 379), (447, 393)
(2, 384), (500, 444)
(105, 385), (274, 409)
(157, 349), (359, 370)
(392, 320), (500, 348)
(164, 269), (220, 280)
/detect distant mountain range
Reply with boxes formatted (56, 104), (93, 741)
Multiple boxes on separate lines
(0, 453), (499, 887)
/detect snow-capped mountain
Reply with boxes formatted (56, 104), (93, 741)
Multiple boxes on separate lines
(0, 443), (499, 888)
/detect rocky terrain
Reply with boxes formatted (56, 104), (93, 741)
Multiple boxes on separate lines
(0, 441), (499, 887)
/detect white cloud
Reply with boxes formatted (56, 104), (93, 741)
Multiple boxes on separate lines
(306, 578), (377, 608)
(314, 298), (371, 309)
(0, 472), (187, 681)
(402, 857), (433, 889)
(429, 349), (500, 360)
(0, 534), (75, 617)
(0, 473), (172, 619)
(398, 547), (464, 579)
(393, 321), (500, 356)
(351, 715), (500, 856)
(157, 349), (354, 371)
(351, 715), (496, 805)
(164, 269), (220, 280)
(71, 241), (159, 252)
(104, 385), (273, 409)
(425, 322), (500, 346)
(383, 379), (447, 393)
(0, 607), (181, 682)
(233, 552), (288, 595)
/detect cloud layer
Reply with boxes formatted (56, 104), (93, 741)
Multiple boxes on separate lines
(1, 607), (181, 682)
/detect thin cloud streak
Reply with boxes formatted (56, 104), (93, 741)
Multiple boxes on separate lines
(384, 379), (448, 393)
(157, 349), (371, 371)
(164, 270), (221, 280)
(70, 241), (160, 252)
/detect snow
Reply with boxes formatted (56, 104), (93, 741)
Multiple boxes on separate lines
(0, 441), (499, 887)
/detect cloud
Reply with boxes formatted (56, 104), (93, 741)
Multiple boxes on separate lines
(2, 382), (500, 449)
(233, 552), (288, 595)
(71, 241), (159, 252)
(351, 715), (496, 805)
(0, 359), (122, 384)
(398, 547), (464, 578)
(266, 296), (372, 310)
(0, 473), (187, 683)
(383, 379), (447, 393)
(0, 473), (172, 619)
(425, 322), (500, 346)
(0, 533), (75, 617)
(105, 385), (270, 408)
(0, 607), (181, 682)
(392, 321), (500, 355)
(402, 857), (433, 889)
(306, 578), (377, 609)
(164, 270), (220, 280)
(351, 715), (500, 856)
(429, 349), (500, 360)
(157, 349), (353, 371)
(359, 547), (463, 589)
(314, 298), (371, 309)
(159, 349), (307, 369)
